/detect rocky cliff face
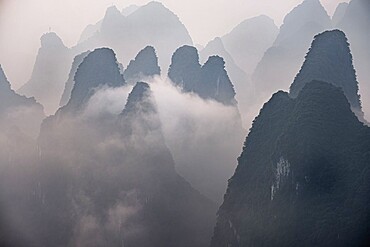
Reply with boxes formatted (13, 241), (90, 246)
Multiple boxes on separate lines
(211, 80), (370, 247)
(123, 46), (161, 84)
(290, 30), (364, 121)
(338, 0), (370, 121)
(60, 51), (91, 107)
(252, 0), (331, 101)
(61, 48), (125, 114)
(0, 65), (44, 137)
(18, 32), (72, 114)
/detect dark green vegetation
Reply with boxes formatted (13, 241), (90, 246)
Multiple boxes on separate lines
(211, 81), (370, 247)
(290, 30), (364, 120)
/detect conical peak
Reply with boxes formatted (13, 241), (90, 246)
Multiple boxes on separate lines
(290, 29), (362, 117)
(172, 45), (200, 63)
(121, 81), (154, 116)
(203, 56), (226, 69)
(135, 46), (158, 60)
(104, 5), (122, 19)
(40, 32), (66, 49)
(65, 47), (124, 111)
(79, 47), (118, 68)
(144, 1), (167, 11)
(127, 81), (151, 103)
(123, 46), (161, 83)
(275, 0), (330, 44)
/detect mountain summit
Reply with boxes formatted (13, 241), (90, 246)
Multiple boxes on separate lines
(63, 48), (125, 113)
(123, 46), (161, 84)
(18, 32), (72, 114)
(169, 45), (236, 105)
(252, 0), (331, 99)
(211, 80), (370, 247)
(290, 30), (364, 120)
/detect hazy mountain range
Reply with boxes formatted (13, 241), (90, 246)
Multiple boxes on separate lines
(0, 0), (369, 246)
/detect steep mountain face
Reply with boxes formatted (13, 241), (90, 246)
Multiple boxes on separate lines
(252, 0), (331, 100)
(61, 48), (125, 113)
(123, 46), (161, 84)
(18, 32), (72, 115)
(169, 45), (237, 105)
(35, 80), (217, 247)
(0, 65), (44, 138)
(168, 45), (202, 93)
(78, 21), (102, 44)
(290, 30), (364, 120)
(0, 66), (45, 246)
(59, 51), (90, 107)
(211, 81), (370, 247)
(76, 1), (192, 73)
(338, 0), (370, 121)
(332, 2), (349, 26)
(200, 38), (249, 119)
(200, 56), (236, 105)
(221, 15), (279, 74)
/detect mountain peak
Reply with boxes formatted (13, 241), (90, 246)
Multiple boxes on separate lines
(40, 32), (66, 49)
(199, 55), (236, 105)
(104, 5), (121, 18)
(211, 80), (370, 246)
(121, 81), (153, 116)
(290, 29), (363, 119)
(169, 46), (236, 105)
(332, 2), (349, 25)
(123, 46), (161, 84)
(275, 0), (331, 45)
(64, 47), (125, 112)
(145, 1), (166, 9)
(168, 45), (201, 92)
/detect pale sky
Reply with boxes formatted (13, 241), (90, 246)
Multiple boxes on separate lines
(0, 0), (349, 88)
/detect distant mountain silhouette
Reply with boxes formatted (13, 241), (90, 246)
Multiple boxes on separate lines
(290, 30), (364, 121)
(169, 45), (237, 105)
(25, 2), (192, 115)
(253, 0), (331, 100)
(61, 48), (125, 114)
(0, 65), (44, 137)
(0, 67), (44, 246)
(200, 38), (251, 123)
(332, 2), (349, 26)
(76, 1), (192, 73)
(78, 21), (102, 44)
(221, 15), (278, 74)
(121, 4), (140, 16)
(60, 51), (90, 107)
(338, 0), (370, 121)
(123, 46), (161, 84)
(200, 56), (237, 105)
(18, 32), (72, 114)
(211, 80), (370, 247)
